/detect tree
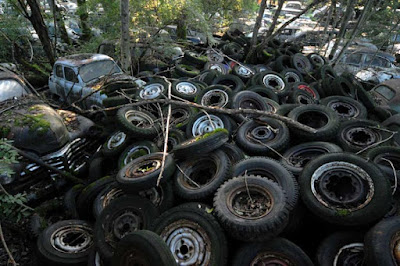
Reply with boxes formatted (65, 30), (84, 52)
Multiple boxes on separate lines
(77, 0), (92, 41)
(120, 0), (131, 72)
(47, 0), (70, 45)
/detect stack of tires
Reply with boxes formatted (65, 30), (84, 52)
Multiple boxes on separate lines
(34, 33), (400, 266)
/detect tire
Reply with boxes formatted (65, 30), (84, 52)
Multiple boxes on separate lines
(291, 53), (313, 75)
(280, 141), (343, 176)
(183, 51), (208, 67)
(232, 64), (255, 81)
(231, 90), (269, 122)
(364, 216), (400, 266)
(171, 80), (201, 101)
(321, 96), (367, 120)
(212, 74), (245, 93)
(112, 230), (175, 266)
(274, 55), (292, 72)
(235, 117), (290, 156)
(64, 184), (84, 219)
(332, 76), (357, 98)
(356, 86), (376, 109)
(308, 53), (327, 68)
(117, 140), (159, 169)
(94, 196), (159, 263)
(287, 88), (317, 105)
(280, 68), (304, 84)
(116, 152), (175, 193)
(256, 71), (290, 98)
(196, 69), (221, 85)
(165, 104), (197, 131)
(175, 63), (201, 78)
(232, 238), (313, 266)
(288, 104), (340, 141)
(37, 220), (94, 266)
(204, 62), (229, 75)
(173, 129), (229, 159)
(151, 203), (228, 266)
(116, 107), (160, 138)
(221, 42), (245, 61)
(195, 85), (232, 108)
(76, 176), (115, 220)
(220, 142), (245, 164)
(263, 97), (280, 113)
(185, 112), (232, 138)
(316, 231), (365, 266)
(337, 119), (392, 153)
(232, 157), (299, 209)
(291, 81), (320, 100)
(174, 149), (231, 200)
(102, 131), (130, 157)
(213, 175), (290, 241)
(247, 85), (279, 103)
(135, 81), (167, 100)
(276, 104), (300, 116)
(103, 94), (136, 108)
(155, 128), (186, 152)
(299, 153), (392, 225)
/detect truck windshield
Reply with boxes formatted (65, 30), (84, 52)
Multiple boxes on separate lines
(0, 79), (28, 102)
(79, 60), (122, 82)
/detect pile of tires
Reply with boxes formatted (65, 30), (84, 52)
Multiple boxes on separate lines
(34, 32), (400, 266)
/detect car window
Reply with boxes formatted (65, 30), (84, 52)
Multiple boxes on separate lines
(0, 79), (28, 102)
(64, 67), (79, 83)
(55, 65), (64, 78)
(79, 60), (122, 83)
(345, 53), (362, 65)
(286, 3), (301, 9)
(374, 85), (395, 100)
(364, 55), (390, 68)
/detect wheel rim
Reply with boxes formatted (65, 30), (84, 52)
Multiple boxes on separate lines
(239, 98), (264, 111)
(262, 74), (285, 91)
(298, 84), (317, 99)
(237, 66), (252, 77)
(207, 52), (224, 62)
(343, 127), (379, 147)
(288, 146), (331, 168)
(311, 161), (374, 211)
(138, 186), (163, 206)
(50, 225), (93, 253)
(112, 211), (143, 240)
(178, 158), (218, 189)
(297, 111), (328, 129)
(124, 158), (162, 178)
(284, 72), (301, 83)
(251, 253), (292, 266)
(170, 108), (191, 126)
(333, 243), (364, 266)
(191, 114), (225, 136)
(328, 101), (359, 118)
(176, 82), (198, 95)
(227, 186), (273, 219)
(209, 64), (224, 73)
(101, 187), (124, 210)
(107, 131), (127, 150)
(310, 54), (325, 66)
(140, 83), (164, 99)
(391, 232), (400, 263)
(297, 94), (313, 104)
(124, 110), (154, 129)
(201, 89), (229, 108)
(248, 125), (276, 143)
(123, 146), (151, 165)
(161, 220), (212, 265)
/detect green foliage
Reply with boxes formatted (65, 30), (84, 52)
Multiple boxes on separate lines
(0, 138), (18, 178)
(0, 193), (32, 222)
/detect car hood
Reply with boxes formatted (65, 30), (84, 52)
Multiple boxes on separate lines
(86, 73), (136, 91)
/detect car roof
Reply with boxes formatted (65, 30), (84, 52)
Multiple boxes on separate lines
(55, 53), (114, 67)
(347, 48), (396, 62)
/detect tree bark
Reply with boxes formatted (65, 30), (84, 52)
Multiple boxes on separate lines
(120, 0), (131, 72)
(77, 0), (92, 41)
(176, 12), (187, 40)
(245, 0), (267, 62)
(266, 0), (284, 38)
(25, 0), (55, 65)
(48, 0), (70, 45)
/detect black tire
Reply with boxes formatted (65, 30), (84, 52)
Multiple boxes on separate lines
(256, 71), (290, 98)
(308, 53), (327, 68)
(276, 104), (300, 116)
(220, 142), (245, 164)
(316, 231), (365, 266)
(231, 90), (269, 122)
(235, 117), (290, 156)
(364, 216), (400, 266)
(94, 196), (159, 263)
(337, 119), (392, 153)
(332, 76), (357, 98)
(152, 203), (228, 266)
(263, 97), (280, 113)
(174, 149), (231, 200)
(155, 128), (186, 152)
(280, 141), (343, 176)
(185, 112), (232, 138)
(173, 129), (229, 159)
(204, 62), (229, 74)
(232, 238), (313, 266)
(280, 68), (304, 84)
(247, 85), (279, 103)
(135, 81), (167, 100)
(165, 104), (197, 131)
(221, 42), (245, 61)
(321, 95), (367, 120)
(195, 85), (232, 108)
(175, 63), (201, 78)
(183, 51), (208, 67)
(37, 220), (94, 266)
(287, 88), (317, 105)
(274, 55), (292, 72)
(112, 230), (176, 266)
(103, 94), (136, 108)
(197, 69), (221, 85)
(212, 74), (245, 93)
(171, 80), (201, 101)
(102, 131), (131, 157)
(356, 86), (376, 109)
(232, 157), (299, 209)
(116, 152), (175, 193)
(116, 107), (160, 138)
(64, 184), (84, 219)
(288, 104), (340, 141)
(117, 140), (159, 169)
(291, 82), (320, 100)
(214, 175), (290, 241)
(76, 176), (115, 220)
(291, 53), (313, 75)
(299, 153), (392, 225)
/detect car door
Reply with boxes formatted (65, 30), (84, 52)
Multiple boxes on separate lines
(63, 66), (82, 104)
(52, 64), (68, 100)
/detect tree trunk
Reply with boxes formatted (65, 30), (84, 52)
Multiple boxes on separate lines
(176, 12), (187, 40)
(245, 0), (267, 62)
(120, 0), (131, 72)
(26, 0), (55, 65)
(77, 0), (92, 41)
(48, 0), (70, 45)
(265, 0), (284, 38)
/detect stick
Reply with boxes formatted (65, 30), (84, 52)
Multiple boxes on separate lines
(0, 223), (17, 266)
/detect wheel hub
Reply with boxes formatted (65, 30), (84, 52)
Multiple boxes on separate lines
(346, 127), (377, 146)
(191, 114), (224, 136)
(124, 110), (154, 129)
(140, 83), (164, 99)
(201, 89), (229, 108)
(125, 159), (162, 178)
(51, 225), (93, 254)
(229, 187), (273, 219)
(113, 212), (142, 240)
(176, 82), (197, 95)
(237, 66), (252, 77)
(107, 131), (127, 149)
(250, 126), (275, 141)
(334, 243), (364, 266)
(123, 146), (151, 165)
(330, 101), (358, 117)
(262, 75), (285, 91)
